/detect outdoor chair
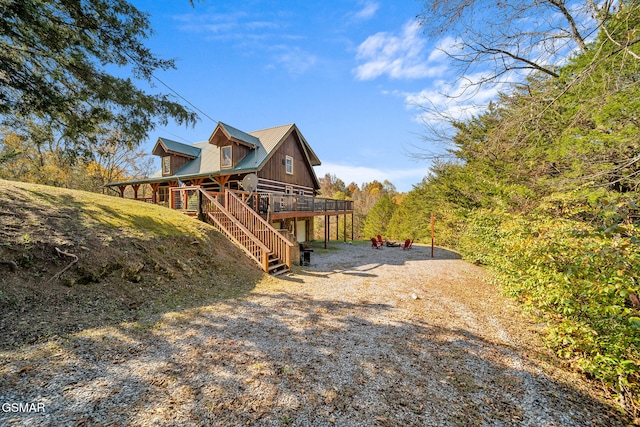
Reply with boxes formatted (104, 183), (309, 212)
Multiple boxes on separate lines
(371, 237), (382, 249)
(377, 234), (384, 245)
(401, 239), (413, 250)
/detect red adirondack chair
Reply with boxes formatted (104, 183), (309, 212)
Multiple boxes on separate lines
(377, 234), (384, 245)
(401, 239), (413, 250)
(371, 237), (382, 249)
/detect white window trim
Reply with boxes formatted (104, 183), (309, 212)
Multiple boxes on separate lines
(221, 146), (232, 169)
(285, 155), (293, 175)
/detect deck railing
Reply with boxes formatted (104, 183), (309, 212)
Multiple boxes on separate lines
(230, 191), (354, 215)
(225, 190), (293, 269)
(267, 193), (353, 214)
(167, 187), (353, 217)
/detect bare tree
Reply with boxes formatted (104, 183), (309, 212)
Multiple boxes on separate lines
(417, 0), (617, 88)
(413, 0), (640, 159)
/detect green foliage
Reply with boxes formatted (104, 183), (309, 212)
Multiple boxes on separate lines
(1, 0), (197, 149)
(456, 195), (640, 409)
(394, 2), (640, 413)
(362, 194), (397, 239)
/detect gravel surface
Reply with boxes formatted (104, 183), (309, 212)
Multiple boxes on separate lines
(0, 242), (627, 426)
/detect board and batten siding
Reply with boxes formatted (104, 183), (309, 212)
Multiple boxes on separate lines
(167, 155), (191, 177)
(258, 132), (316, 189)
(218, 141), (252, 170)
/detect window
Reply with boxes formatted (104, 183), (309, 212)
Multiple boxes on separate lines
(285, 155), (293, 175)
(221, 146), (232, 168)
(162, 156), (171, 175)
(158, 187), (169, 203)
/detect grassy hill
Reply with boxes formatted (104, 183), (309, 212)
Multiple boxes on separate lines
(0, 179), (268, 350)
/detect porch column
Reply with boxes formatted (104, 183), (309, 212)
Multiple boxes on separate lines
(169, 181), (178, 209)
(150, 183), (159, 204)
(132, 184), (140, 200)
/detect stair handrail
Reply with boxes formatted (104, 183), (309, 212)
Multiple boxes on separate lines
(225, 190), (294, 268)
(200, 189), (271, 271)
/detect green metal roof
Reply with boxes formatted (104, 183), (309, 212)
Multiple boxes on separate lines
(218, 122), (260, 147)
(158, 137), (201, 158)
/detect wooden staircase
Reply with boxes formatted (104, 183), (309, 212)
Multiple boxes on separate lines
(175, 187), (293, 275)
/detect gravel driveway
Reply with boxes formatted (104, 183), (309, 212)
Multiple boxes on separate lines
(0, 242), (627, 426)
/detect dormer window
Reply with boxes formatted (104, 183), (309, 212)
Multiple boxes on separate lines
(162, 156), (171, 175)
(221, 146), (232, 168)
(285, 155), (293, 175)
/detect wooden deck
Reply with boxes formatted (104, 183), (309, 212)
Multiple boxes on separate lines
(164, 188), (354, 220)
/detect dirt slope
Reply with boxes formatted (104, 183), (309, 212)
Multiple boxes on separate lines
(0, 179), (264, 350)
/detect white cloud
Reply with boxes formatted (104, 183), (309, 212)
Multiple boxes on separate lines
(353, 20), (447, 80)
(271, 46), (318, 76)
(353, 1), (380, 21)
(315, 162), (427, 192)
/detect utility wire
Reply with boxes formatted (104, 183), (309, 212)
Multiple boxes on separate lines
(150, 74), (218, 124)
(120, 49), (218, 125)
(162, 129), (192, 144)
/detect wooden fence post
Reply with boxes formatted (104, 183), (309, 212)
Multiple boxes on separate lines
(431, 213), (435, 258)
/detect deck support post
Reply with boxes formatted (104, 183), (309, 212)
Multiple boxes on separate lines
(324, 215), (328, 249)
(343, 213), (347, 242)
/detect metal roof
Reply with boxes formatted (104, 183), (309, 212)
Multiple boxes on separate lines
(218, 122), (260, 147)
(156, 137), (201, 158)
(107, 123), (321, 187)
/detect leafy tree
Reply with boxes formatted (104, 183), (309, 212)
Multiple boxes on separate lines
(318, 173), (347, 198)
(0, 0), (198, 152)
(399, 3), (640, 411)
(362, 193), (397, 239)
(0, 124), (152, 192)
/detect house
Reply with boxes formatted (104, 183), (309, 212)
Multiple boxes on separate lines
(106, 122), (353, 275)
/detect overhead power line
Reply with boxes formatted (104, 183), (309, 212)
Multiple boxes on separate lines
(150, 74), (218, 124)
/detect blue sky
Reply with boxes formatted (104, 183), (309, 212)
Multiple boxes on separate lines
(129, 0), (490, 192)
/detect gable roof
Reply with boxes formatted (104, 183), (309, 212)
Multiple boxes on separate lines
(152, 137), (201, 158)
(213, 122), (260, 148)
(107, 122), (321, 187)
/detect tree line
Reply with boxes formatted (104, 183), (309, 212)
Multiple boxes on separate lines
(360, 1), (640, 414)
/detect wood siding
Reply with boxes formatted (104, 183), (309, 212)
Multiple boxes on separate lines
(257, 132), (317, 190)
(168, 155), (191, 176)
(217, 141), (252, 169)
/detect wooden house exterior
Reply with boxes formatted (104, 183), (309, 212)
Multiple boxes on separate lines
(106, 122), (353, 275)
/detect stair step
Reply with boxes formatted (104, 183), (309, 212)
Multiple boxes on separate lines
(270, 267), (290, 277)
(268, 261), (287, 271)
